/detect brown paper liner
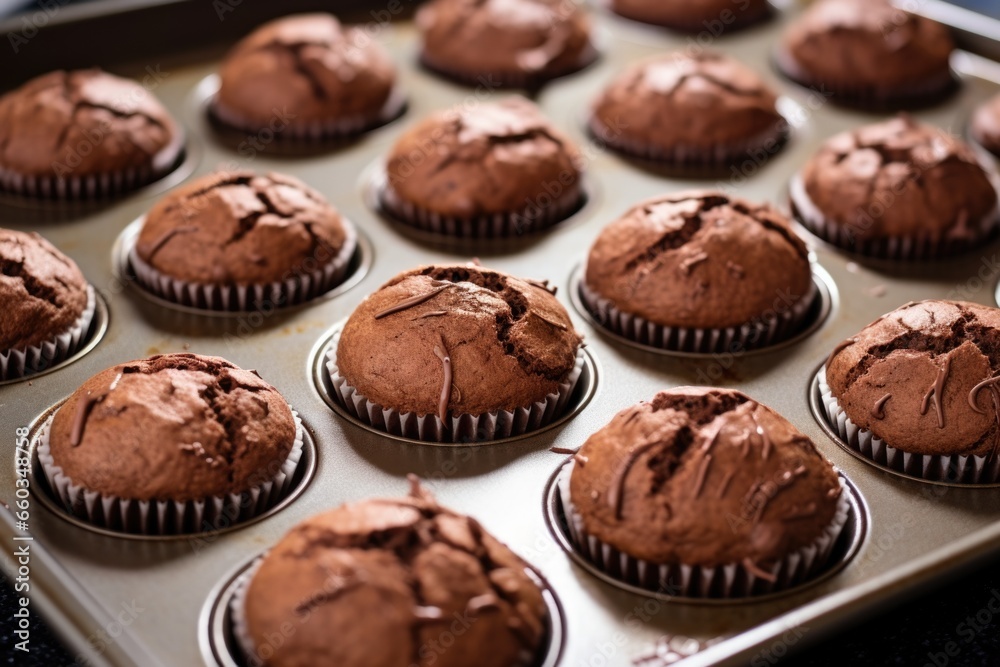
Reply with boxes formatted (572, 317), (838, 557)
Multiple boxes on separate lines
(790, 172), (1000, 260)
(818, 370), (1000, 484)
(324, 330), (585, 443)
(209, 87), (407, 141)
(36, 411), (305, 535)
(579, 277), (817, 353)
(128, 221), (357, 312)
(374, 167), (584, 239)
(1, 285), (96, 381)
(419, 42), (600, 89)
(588, 114), (789, 168)
(557, 461), (851, 598)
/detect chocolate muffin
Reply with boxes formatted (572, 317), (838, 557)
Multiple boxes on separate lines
(582, 191), (814, 352)
(41, 353), (301, 532)
(563, 387), (846, 597)
(791, 116), (999, 259)
(417, 0), (597, 88)
(381, 97), (584, 237)
(777, 0), (956, 109)
(237, 481), (549, 667)
(972, 93), (1000, 158)
(328, 263), (584, 442)
(823, 300), (1000, 483)
(213, 13), (403, 139)
(610, 0), (772, 33)
(0, 229), (95, 380)
(132, 170), (356, 311)
(0, 69), (183, 199)
(590, 52), (787, 168)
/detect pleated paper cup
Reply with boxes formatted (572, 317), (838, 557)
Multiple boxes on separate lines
(36, 411), (305, 535)
(230, 557), (263, 666)
(375, 167), (584, 239)
(129, 222), (357, 312)
(818, 369), (1000, 484)
(1, 285), (96, 381)
(579, 278), (816, 353)
(324, 330), (585, 443)
(557, 461), (851, 598)
(790, 173), (1000, 260)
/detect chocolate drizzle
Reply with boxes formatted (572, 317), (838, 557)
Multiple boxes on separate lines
(375, 284), (452, 319)
(968, 375), (1000, 461)
(607, 440), (661, 520)
(691, 454), (712, 498)
(524, 278), (557, 295)
(872, 393), (892, 419)
(530, 310), (568, 331)
(919, 356), (951, 428)
(432, 334), (453, 428)
(717, 470), (735, 499)
(69, 372), (122, 447)
(741, 557), (777, 583)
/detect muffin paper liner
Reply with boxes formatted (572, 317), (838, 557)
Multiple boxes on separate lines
(1, 285), (96, 381)
(36, 411), (305, 535)
(129, 222), (357, 312)
(419, 43), (599, 89)
(324, 330), (585, 443)
(818, 370), (1000, 484)
(790, 172), (1000, 260)
(0, 134), (184, 200)
(557, 461), (851, 598)
(588, 114), (789, 168)
(579, 277), (817, 353)
(230, 557), (262, 666)
(375, 167), (583, 238)
(210, 87), (407, 141)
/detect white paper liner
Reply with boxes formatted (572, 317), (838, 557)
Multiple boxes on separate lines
(1, 285), (96, 381)
(0, 132), (184, 200)
(375, 167), (584, 238)
(128, 221), (357, 312)
(419, 42), (599, 89)
(818, 369), (1000, 484)
(557, 461), (851, 598)
(230, 557), (262, 666)
(35, 411), (306, 535)
(210, 86), (407, 141)
(579, 277), (817, 353)
(790, 172), (1000, 260)
(324, 330), (585, 443)
(588, 114), (789, 167)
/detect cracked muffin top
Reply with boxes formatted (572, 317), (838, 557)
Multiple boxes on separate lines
(569, 387), (842, 568)
(48, 353), (296, 501)
(385, 97), (582, 218)
(972, 93), (1000, 158)
(826, 300), (1000, 458)
(215, 13), (398, 130)
(610, 0), (772, 32)
(795, 116), (998, 242)
(0, 69), (182, 180)
(135, 170), (352, 285)
(416, 0), (595, 84)
(1, 229), (89, 351)
(778, 0), (954, 105)
(590, 52), (783, 153)
(336, 263), (582, 419)
(584, 191), (812, 329)
(243, 480), (548, 667)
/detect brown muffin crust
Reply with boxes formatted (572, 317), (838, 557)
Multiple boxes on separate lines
(1, 229), (89, 351)
(385, 97), (582, 219)
(590, 52), (784, 161)
(244, 482), (548, 667)
(48, 354), (296, 502)
(0, 69), (181, 181)
(826, 300), (1000, 458)
(417, 0), (595, 85)
(337, 264), (582, 419)
(778, 0), (955, 106)
(584, 191), (811, 330)
(214, 13), (398, 132)
(972, 93), (1000, 158)
(569, 387), (842, 567)
(794, 116), (998, 244)
(611, 0), (772, 33)
(135, 170), (351, 285)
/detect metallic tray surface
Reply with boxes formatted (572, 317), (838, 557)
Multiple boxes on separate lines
(3, 5), (1000, 667)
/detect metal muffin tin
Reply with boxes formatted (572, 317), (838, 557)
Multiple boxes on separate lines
(3, 2), (1000, 666)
